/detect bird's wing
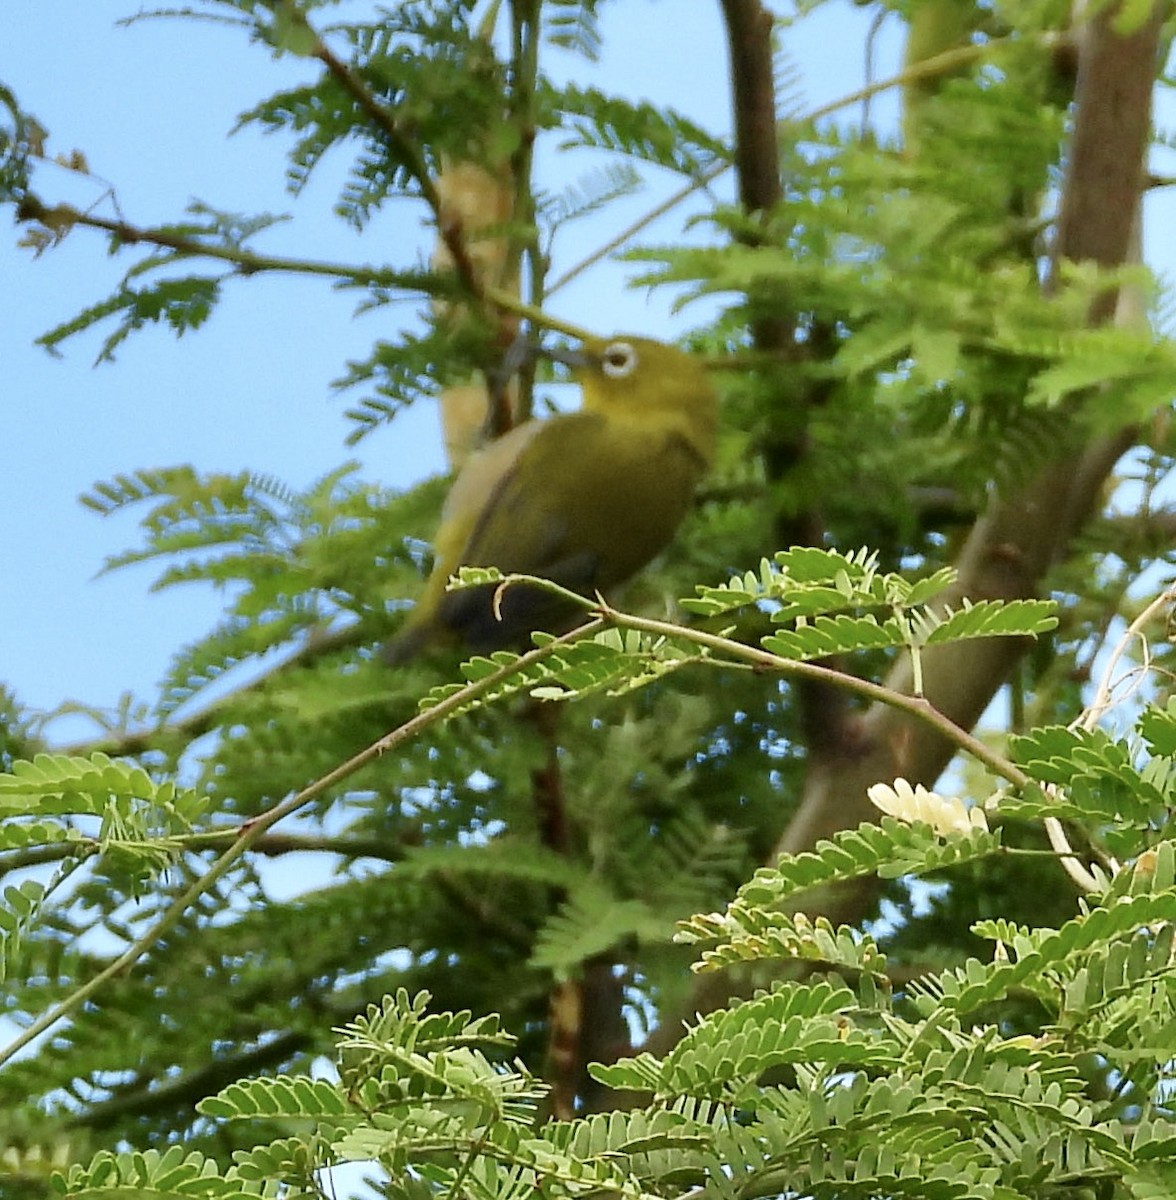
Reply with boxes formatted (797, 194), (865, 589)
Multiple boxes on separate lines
(432, 418), (549, 574)
(456, 412), (602, 582)
(436, 413), (701, 651)
(431, 415), (607, 650)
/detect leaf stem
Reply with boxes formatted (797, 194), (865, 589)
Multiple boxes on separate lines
(16, 195), (428, 287)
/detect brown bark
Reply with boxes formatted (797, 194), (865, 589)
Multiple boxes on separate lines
(719, 0), (855, 756)
(650, 9), (1165, 1056)
(778, 1), (1164, 920)
(721, 0), (782, 217)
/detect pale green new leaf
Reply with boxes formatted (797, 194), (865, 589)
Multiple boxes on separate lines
(919, 598), (1058, 644)
(0, 753), (206, 828)
(54, 1146), (275, 1200)
(679, 908), (888, 978)
(761, 612), (908, 661)
(0, 879), (45, 985)
(197, 1076), (352, 1121)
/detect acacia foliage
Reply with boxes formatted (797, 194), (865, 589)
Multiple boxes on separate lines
(1, 0), (1176, 1194)
(22, 693), (1176, 1198)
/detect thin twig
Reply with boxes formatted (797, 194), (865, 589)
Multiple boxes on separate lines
(590, 599), (1032, 792)
(0, 830), (419, 883)
(17, 196), (432, 287)
(1076, 584), (1176, 733)
(1040, 580), (1176, 891)
(590, 599), (1113, 892)
(53, 623), (365, 757)
(305, 17), (483, 302)
(0, 619), (603, 1070)
(16, 198), (591, 342)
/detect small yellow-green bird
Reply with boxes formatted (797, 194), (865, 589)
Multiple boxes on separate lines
(383, 335), (717, 663)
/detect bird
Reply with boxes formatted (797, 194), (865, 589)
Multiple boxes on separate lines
(382, 334), (718, 663)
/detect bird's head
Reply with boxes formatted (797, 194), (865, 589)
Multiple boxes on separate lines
(544, 334), (717, 460)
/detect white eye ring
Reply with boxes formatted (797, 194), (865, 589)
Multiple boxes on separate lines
(600, 341), (638, 378)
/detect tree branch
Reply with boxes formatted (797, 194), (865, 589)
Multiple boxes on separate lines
(70, 1029), (310, 1132)
(720, 0), (782, 218)
(14, 198), (590, 347)
(719, 0), (854, 761)
(776, 0), (1164, 909)
(590, 602), (1032, 792)
(0, 830), (414, 884)
(54, 623), (365, 758)
(15, 195), (428, 289)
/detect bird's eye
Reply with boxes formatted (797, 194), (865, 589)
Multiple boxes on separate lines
(600, 341), (638, 378)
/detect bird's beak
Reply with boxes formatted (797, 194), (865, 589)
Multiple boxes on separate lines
(496, 336), (589, 377)
(535, 341), (592, 369)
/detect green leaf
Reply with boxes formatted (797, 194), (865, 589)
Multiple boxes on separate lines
(761, 613), (908, 661)
(920, 598), (1058, 644)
